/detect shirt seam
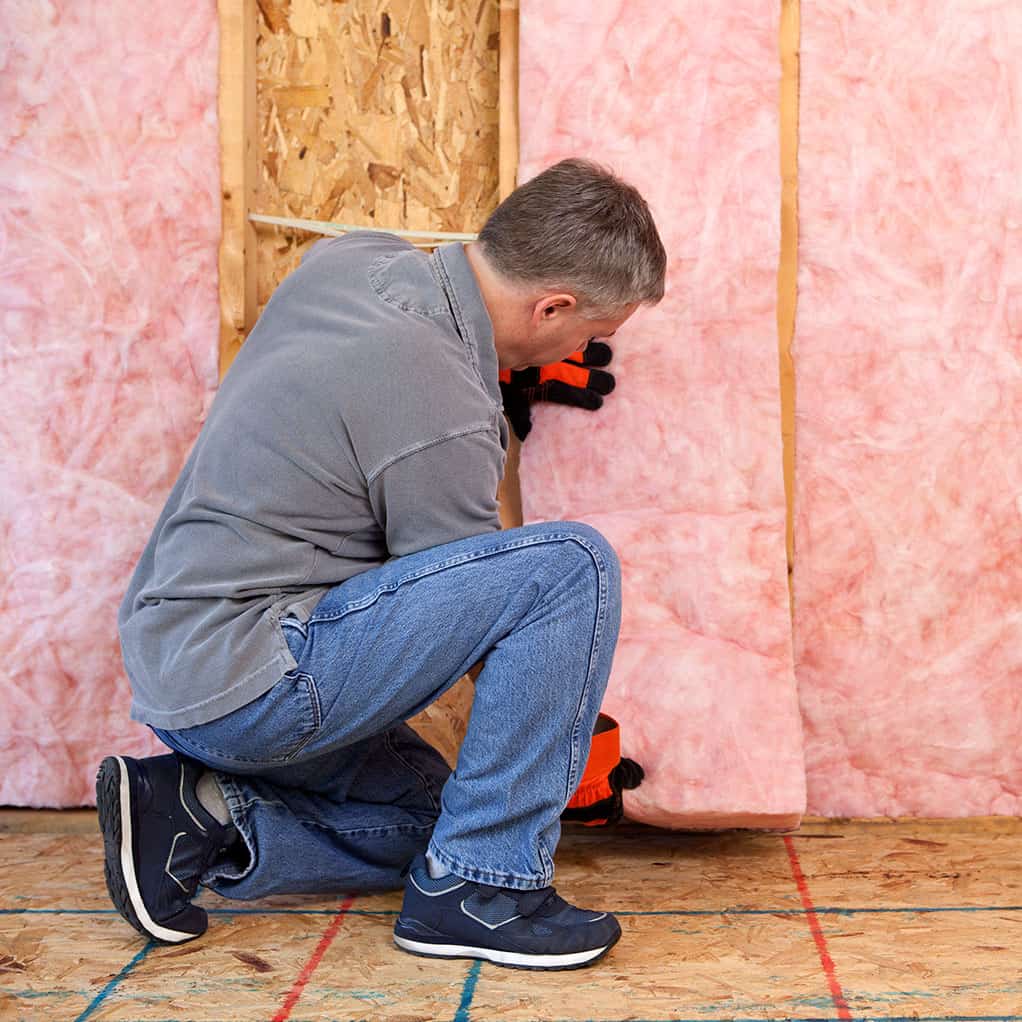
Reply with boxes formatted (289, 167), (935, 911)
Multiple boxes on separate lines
(368, 251), (451, 317)
(365, 423), (495, 485)
(431, 247), (483, 381)
(131, 651), (291, 725)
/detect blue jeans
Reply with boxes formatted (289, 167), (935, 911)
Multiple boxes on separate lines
(153, 521), (621, 898)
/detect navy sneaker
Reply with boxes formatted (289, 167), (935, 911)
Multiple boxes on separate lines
(393, 854), (621, 970)
(96, 754), (233, 944)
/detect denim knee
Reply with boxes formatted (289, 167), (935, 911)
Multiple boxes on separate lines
(548, 521), (621, 600)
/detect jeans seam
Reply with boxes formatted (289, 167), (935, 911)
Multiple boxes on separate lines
(428, 841), (550, 890)
(298, 820), (436, 836)
(307, 532), (603, 628)
(205, 775), (259, 885)
(281, 619), (308, 640)
(169, 673), (321, 765)
(561, 538), (611, 803)
(284, 675), (323, 761)
(539, 843), (556, 880)
(231, 796), (288, 811)
(383, 729), (442, 814)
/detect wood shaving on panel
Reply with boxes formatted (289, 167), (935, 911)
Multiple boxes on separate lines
(254, 0), (500, 306)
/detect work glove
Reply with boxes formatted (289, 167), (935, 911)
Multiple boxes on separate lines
(499, 341), (616, 442)
(561, 713), (645, 827)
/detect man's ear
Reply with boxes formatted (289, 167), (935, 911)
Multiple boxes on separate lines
(530, 293), (576, 326)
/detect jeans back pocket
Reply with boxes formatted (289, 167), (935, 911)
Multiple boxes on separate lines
(157, 668), (323, 769)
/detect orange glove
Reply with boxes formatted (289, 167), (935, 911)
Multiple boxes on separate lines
(561, 713), (644, 827)
(499, 342), (615, 441)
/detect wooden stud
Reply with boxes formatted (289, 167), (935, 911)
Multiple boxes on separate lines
(498, 0), (519, 204)
(496, 0), (524, 531)
(218, 0), (259, 380)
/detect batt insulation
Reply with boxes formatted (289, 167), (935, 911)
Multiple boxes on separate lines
(8, 1), (1015, 821)
(0, 2), (220, 804)
(518, 1), (806, 827)
(795, 1), (1022, 816)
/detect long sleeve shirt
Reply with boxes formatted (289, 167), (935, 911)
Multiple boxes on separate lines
(119, 233), (507, 728)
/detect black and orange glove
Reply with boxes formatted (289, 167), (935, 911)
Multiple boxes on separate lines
(561, 713), (644, 827)
(499, 341), (615, 442)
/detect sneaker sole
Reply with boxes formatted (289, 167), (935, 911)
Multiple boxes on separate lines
(392, 930), (620, 971)
(96, 756), (201, 944)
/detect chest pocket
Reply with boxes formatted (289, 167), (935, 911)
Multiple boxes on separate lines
(368, 249), (452, 319)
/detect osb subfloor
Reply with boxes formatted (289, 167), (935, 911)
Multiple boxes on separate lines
(1, 814), (1020, 1021)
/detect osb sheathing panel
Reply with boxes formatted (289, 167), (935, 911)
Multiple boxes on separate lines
(6, 821), (1022, 1018)
(254, 0), (500, 306)
(250, 0), (501, 765)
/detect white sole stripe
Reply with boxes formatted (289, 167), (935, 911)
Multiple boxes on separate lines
(393, 934), (608, 968)
(115, 756), (198, 944)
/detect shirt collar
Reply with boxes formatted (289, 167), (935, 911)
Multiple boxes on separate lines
(431, 242), (501, 406)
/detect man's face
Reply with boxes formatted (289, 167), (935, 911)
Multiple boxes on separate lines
(518, 301), (639, 368)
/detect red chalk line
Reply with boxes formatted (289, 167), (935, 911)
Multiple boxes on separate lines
(273, 894), (357, 1022)
(783, 835), (853, 1020)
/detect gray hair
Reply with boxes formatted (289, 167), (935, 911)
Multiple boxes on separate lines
(478, 158), (666, 317)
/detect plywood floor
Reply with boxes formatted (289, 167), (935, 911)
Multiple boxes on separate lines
(1, 814), (1019, 1021)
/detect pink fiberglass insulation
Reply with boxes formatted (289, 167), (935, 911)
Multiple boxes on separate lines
(0, 2), (220, 805)
(795, 2), (1022, 816)
(518, 1), (805, 828)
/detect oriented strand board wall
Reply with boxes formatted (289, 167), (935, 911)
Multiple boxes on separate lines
(254, 0), (500, 305)
(248, 0), (501, 765)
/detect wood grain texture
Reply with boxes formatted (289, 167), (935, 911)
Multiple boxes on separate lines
(218, 0), (258, 379)
(251, 0), (500, 307)
(2, 818), (1020, 1018)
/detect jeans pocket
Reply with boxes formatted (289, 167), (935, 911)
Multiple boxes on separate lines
(281, 618), (309, 670)
(160, 670), (323, 768)
(273, 672), (323, 761)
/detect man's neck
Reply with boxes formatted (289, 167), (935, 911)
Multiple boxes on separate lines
(464, 243), (530, 370)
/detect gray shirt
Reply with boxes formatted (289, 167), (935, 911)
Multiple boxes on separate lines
(120, 233), (508, 728)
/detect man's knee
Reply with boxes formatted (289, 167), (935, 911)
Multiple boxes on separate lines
(545, 521), (621, 596)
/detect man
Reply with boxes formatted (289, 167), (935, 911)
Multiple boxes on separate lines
(98, 158), (666, 970)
